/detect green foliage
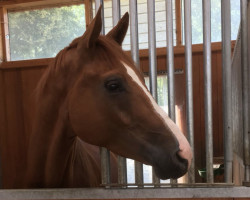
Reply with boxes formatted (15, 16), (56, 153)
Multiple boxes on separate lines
(8, 4), (86, 61)
(145, 75), (168, 111)
(190, 0), (240, 44)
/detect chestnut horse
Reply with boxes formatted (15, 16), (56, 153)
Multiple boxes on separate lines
(24, 7), (192, 188)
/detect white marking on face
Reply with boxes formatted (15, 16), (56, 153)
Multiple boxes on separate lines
(122, 62), (192, 167)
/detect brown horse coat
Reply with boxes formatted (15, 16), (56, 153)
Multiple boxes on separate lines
(24, 7), (192, 188)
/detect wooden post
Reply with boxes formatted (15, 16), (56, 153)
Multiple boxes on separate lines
(0, 7), (10, 62)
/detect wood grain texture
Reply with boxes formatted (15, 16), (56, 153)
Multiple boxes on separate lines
(175, 0), (182, 46)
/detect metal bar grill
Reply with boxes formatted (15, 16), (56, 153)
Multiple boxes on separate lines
(241, 0), (250, 182)
(147, 0), (160, 186)
(148, 0), (158, 101)
(112, 0), (120, 26)
(129, 0), (140, 68)
(111, 0), (127, 186)
(134, 162), (143, 187)
(100, 148), (111, 187)
(221, 0), (233, 183)
(202, 0), (214, 183)
(166, 0), (177, 185)
(129, 0), (143, 187)
(94, 0), (249, 188)
(95, 0), (111, 187)
(117, 156), (127, 186)
(166, 0), (175, 121)
(95, 0), (105, 35)
(184, 0), (195, 184)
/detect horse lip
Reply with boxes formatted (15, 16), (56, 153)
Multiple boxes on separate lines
(152, 152), (189, 180)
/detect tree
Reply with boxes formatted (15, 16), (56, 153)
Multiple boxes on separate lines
(8, 4), (86, 61)
(189, 0), (240, 44)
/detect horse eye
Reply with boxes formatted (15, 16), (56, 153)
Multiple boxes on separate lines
(105, 80), (123, 93)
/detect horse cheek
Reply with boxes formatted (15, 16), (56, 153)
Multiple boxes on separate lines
(68, 90), (110, 146)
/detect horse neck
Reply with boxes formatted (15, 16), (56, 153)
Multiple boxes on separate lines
(32, 55), (77, 149)
(26, 71), (77, 187)
(29, 90), (102, 188)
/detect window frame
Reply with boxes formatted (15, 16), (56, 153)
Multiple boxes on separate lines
(0, 0), (92, 64)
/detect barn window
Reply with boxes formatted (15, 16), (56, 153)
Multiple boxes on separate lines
(182, 0), (241, 44)
(93, 0), (177, 51)
(7, 3), (86, 61)
(119, 0), (177, 50)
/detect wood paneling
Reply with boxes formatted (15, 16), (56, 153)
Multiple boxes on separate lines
(0, 65), (46, 188)
(175, 0), (182, 46)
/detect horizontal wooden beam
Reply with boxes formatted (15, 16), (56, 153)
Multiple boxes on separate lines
(0, 41), (236, 70)
(139, 41), (236, 58)
(0, 58), (52, 69)
(2, 0), (84, 11)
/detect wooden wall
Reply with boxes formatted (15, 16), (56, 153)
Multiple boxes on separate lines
(0, 62), (47, 188)
(0, 42), (234, 188)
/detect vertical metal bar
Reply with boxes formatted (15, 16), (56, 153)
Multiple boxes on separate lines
(100, 148), (111, 187)
(166, 0), (175, 121)
(112, 0), (120, 26)
(134, 162), (143, 187)
(148, 0), (158, 101)
(95, 1), (110, 187)
(221, 0), (233, 183)
(241, 0), (250, 182)
(184, 0), (195, 184)
(148, 0), (160, 186)
(129, 0), (143, 187)
(202, 0), (214, 183)
(129, 0), (140, 68)
(112, 0), (127, 187)
(95, 0), (105, 35)
(166, 0), (177, 185)
(118, 156), (127, 186)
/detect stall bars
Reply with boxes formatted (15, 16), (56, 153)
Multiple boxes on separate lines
(94, 0), (250, 187)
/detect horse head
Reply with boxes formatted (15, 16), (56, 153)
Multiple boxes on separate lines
(66, 7), (192, 180)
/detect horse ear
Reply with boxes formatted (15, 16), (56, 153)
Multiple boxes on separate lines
(78, 6), (102, 50)
(106, 12), (129, 46)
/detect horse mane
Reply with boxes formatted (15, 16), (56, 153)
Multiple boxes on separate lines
(34, 41), (76, 101)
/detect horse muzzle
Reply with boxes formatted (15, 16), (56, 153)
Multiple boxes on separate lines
(152, 150), (189, 180)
